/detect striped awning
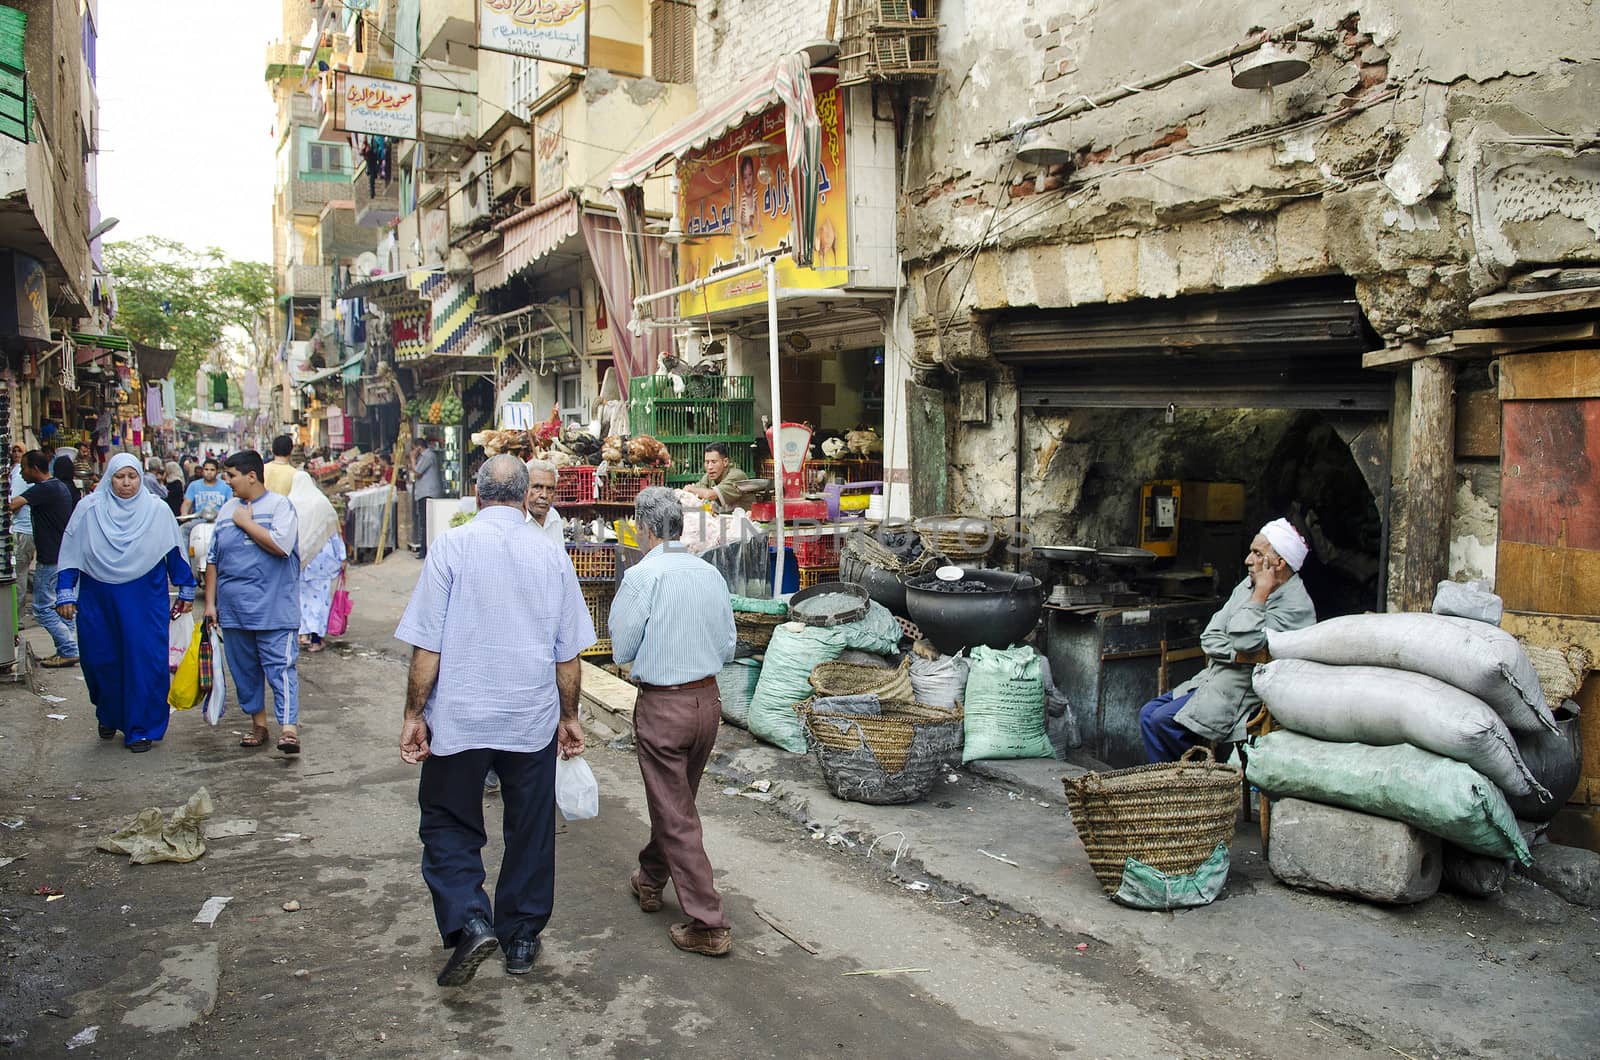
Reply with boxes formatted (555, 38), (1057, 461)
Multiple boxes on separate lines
(609, 59), (785, 188)
(475, 191), (582, 291)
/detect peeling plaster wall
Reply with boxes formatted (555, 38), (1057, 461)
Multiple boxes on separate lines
(905, 0), (1596, 607)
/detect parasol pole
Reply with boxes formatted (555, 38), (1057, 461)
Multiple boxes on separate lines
(374, 435), (406, 564)
(767, 258), (784, 598)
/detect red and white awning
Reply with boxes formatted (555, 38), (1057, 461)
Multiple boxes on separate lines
(609, 59), (785, 188)
(474, 190), (582, 291)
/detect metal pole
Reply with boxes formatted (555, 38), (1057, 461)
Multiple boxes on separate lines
(633, 254), (776, 310)
(767, 259), (785, 599)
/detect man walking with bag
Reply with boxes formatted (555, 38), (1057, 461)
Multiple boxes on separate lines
(609, 487), (737, 956)
(395, 455), (593, 987)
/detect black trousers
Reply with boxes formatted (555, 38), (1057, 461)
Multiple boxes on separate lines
(418, 739), (557, 948)
(412, 496), (429, 556)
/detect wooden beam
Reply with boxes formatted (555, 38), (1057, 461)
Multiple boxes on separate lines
(1362, 338), (1456, 369)
(1468, 285), (1600, 321)
(1398, 356), (1456, 611)
(1498, 347), (1600, 400)
(1451, 321), (1599, 349)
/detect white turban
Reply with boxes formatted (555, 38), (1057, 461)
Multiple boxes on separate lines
(1260, 518), (1309, 571)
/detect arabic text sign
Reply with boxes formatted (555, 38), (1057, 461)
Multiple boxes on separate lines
(676, 74), (848, 316)
(337, 73), (418, 139)
(479, 0), (589, 67)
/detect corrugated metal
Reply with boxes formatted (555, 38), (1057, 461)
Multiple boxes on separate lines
(992, 280), (1386, 412)
(475, 191), (580, 291)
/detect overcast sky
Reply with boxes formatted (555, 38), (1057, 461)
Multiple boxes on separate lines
(97, 1), (281, 265)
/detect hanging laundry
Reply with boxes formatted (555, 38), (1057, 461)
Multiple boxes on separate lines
(146, 384), (163, 427)
(210, 372), (228, 410)
(241, 369), (260, 410)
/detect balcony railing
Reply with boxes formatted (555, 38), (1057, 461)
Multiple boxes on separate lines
(282, 264), (332, 300)
(280, 177), (341, 217)
(353, 164), (401, 228)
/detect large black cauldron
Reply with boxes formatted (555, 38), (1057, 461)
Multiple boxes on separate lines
(904, 569), (1044, 655)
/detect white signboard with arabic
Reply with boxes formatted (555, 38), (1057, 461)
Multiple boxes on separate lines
(478, 0), (589, 68)
(336, 73), (419, 140)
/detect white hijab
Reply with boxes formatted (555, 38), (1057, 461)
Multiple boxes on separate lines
(289, 469), (339, 570)
(57, 453), (186, 584)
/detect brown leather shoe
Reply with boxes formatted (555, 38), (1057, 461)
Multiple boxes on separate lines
(669, 921), (731, 957)
(630, 872), (663, 913)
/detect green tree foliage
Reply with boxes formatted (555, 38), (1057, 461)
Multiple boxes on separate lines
(103, 237), (273, 409)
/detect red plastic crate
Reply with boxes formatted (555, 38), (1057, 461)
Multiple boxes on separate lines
(600, 466), (666, 503)
(791, 531), (841, 567)
(555, 465), (596, 506)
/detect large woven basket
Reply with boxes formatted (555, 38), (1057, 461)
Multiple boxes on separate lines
(734, 610), (787, 650)
(809, 657), (912, 700)
(1063, 747), (1242, 894)
(801, 698), (963, 805)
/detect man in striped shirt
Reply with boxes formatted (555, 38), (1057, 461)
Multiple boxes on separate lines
(610, 487), (737, 956)
(396, 455), (594, 986)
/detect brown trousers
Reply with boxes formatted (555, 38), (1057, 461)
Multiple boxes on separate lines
(635, 683), (726, 929)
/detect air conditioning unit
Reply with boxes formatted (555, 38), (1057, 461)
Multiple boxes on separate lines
(450, 152), (493, 231)
(490, 127), (532, 202)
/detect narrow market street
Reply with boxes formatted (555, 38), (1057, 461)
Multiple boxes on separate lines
(0, 556), (1594, 1059)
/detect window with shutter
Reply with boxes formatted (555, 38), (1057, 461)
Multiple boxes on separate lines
(650, 0), (694, 84)
(0, 4), (31, 145)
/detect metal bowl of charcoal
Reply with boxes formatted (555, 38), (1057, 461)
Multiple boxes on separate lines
(903, 568), (1044, 655)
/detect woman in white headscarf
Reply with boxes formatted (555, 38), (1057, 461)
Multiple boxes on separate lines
(289, 470), (344, 652)
(54, 453), (196, 753)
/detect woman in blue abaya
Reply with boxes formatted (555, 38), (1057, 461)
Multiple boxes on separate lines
(55, 453), (196, 752)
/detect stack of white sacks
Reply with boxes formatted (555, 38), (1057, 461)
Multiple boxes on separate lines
(1244, 582), (1570, 904)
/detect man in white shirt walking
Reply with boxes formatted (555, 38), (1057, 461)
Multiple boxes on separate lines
(9, 444), (34, 603)
(396, 455), (594, 987)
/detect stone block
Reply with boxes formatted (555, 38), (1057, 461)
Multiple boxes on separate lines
(1275, 198), (1331, 275)
(1061, 241), (1105, 305)
(971, 250), (1007, 310)
(1024, 244), (1068, 307)
(1173, 222), (1219, 292)
(1522, 843), (1600, 907)
(1136, 231), (1181, 298)
(1267, 798), (1442, 904)
(1095, 236), (1139, 302)
(1216, 216), (1279, 289)
(1001, 247), (1041, 308)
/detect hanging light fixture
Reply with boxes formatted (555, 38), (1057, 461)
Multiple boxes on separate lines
(1014, 127), (1075, 168)
(1230, 41), (1310, 89)
(738, 141), (781, 185)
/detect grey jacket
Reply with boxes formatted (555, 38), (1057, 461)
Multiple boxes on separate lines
(1173, 575), (1316, 743)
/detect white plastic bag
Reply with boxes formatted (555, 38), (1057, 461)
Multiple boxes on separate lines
(169, 612), (196, 672)
(203, 623), (227, 727)
(555, 756), (599, 821)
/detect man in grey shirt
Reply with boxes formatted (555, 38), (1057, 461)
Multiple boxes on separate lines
(410, 439), (443, 560)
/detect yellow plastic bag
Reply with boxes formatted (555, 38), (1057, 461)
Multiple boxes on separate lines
(167, 620), (204, 710)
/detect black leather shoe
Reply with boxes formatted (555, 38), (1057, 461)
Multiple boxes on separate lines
(503, 937), (540, 975)
(436, 918), (498, 987)
(98, 726), (116, 740)
(128, 740), (153, 753)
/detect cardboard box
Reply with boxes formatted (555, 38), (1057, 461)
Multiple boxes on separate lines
(1181, 481), (1245, 523)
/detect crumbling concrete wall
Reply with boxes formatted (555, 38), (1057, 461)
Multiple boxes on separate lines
(904, 0), (1598, 605)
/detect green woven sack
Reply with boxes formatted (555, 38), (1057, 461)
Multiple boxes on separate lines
(961, 645), (1053, 764)
(1245, 731), (1531, 863)
(1113, 842), (1230, 910)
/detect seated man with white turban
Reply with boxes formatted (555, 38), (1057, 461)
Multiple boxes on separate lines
(1138, 518), (1316, 763)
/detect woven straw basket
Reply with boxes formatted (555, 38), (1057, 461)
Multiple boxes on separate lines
(809, 657), (912, 700)
(801, 699), (963, 805)
(1063, 746), (1242, 894)
(733, 610), (786, 650)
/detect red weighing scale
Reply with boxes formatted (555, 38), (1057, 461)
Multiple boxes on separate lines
(750, 422), (830, 522)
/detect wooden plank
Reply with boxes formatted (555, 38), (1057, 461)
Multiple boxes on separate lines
(589, 36), (645, 77)
(1451, 322), (1598, 348)
(1497, 541), (1600, 618)
(1501, 612), (1600, 660)
(1501, 400), (1600, 550)
(1469, 285), (1600, 320)
(1362, 338), (1455, 369)
(907, 381), (947, 517)
(1398, 357), (1455, 611)
(580, 660), (636, 734)
(1498, 348), (1600, 400)
(1454, 388), (1501, 458)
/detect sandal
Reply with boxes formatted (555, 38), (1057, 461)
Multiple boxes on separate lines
(240, 727), (270, 748)
(277, 730), (301, 755)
